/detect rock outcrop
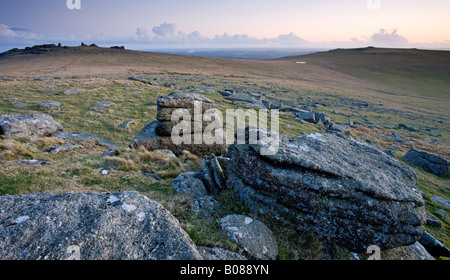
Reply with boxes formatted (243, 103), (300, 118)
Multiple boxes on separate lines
(225, 129), (426, 252)
(130, 92), (227, 156)
(0, 191), (201, 260)
(0, 113), (63, 139)
(403, 148), (449, 176)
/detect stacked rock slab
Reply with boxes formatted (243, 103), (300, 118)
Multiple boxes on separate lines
(131, 93), (227, 156)
(225, 129), (426, 252)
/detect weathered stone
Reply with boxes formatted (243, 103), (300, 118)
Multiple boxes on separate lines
(314, 112), (330, 125)
(220, 215), (278, 260)
(17, 159), (48, 166)
(0, 114), (63, 139)
(157, 106), (216, 121)
(172, 172), (219, 217)
(157, 92), (214, 108)
(130, 121), (227, 156)
(55, 131), (120, 149)
(132, 92), (227, 156)
(173, 172), (209, 198)
(38, 103), (62, 109)
(403, 148), (449, 176)
(431, 197), (450, 209)
(0, 192), (201, 260)
(197, 246), (247, 260)
(399, 123), (420, 132)
(295, 109), (316, 123)
(418, 231), (450, 257)
(404, 242), (435, 260)
(226, 130), (426, 252)
(425, 212), (442, 228)
(155, 120), (211, 136)
(201, 154), (226, 195)
(46, 144), (82, 154)
(118, 120), (134, 129)
(57, 88), (87, 95)
(92, 102), (113, 110)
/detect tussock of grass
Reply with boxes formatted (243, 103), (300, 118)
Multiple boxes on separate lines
(0, 137), (35, 159)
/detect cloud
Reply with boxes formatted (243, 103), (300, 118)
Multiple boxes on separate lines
(152, 22), (176, 37)
(272, 32), (307, 45)
(0, 23), (19, 37)
(0, 23), (37, 42)
(370, 29), (409, 47)
(132, 23), (308, 47)
(136, 28), (149, 41)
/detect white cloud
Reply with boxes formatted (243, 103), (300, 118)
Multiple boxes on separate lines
(136, 28), (149, 41)
(0, 23), (36, 40)
(132, 23), (308, 47)
(272, 32), (307, 45)
(370, 29), (409, 47)
(152, 22), (176, 37)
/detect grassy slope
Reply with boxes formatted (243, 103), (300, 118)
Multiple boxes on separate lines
(0, 46), (449, 259)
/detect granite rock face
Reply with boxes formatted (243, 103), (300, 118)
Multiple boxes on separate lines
(0, 192), (201, 260)
(226, 130), (426, 252)
(0, 114), (63, 139)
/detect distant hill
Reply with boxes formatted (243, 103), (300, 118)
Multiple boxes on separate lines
(277, 47), (450, 100)
(0, 45), (448, 107)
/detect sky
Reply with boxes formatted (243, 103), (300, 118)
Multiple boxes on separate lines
(0, 0), (449, 51)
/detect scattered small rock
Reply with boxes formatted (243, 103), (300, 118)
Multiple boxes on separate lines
(17, 159), (48, 166)
(38, 103), (62, 109)
(431, 197), (450, 209)
(92, 102), (113, 110)
(46, 144), (82, 154)
(118, 120), (134, 129)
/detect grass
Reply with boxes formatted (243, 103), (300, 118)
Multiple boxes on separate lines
(0, 46), (449, 259)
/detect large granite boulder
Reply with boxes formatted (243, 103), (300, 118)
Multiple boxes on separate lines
(0, 191), (201, 260)
(0, 114), (63, 139)
(226, 130), (426, 252)
(403, 148), (449, 176)
(131, 92), (227, 156)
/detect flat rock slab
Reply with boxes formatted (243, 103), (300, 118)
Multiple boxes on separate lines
(57, 88), (87, 95)
(55, 131), (120, 149)
(157, 92), (215, 108)
(431, 197), (450, 209)
(91, 102), (114, 110)
(38, 103), (62, 109)
(403, 148), (449, 176)
(0, 191), (201, 260)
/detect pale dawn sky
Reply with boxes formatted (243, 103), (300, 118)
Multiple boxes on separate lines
(0, 0), (449, 50)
